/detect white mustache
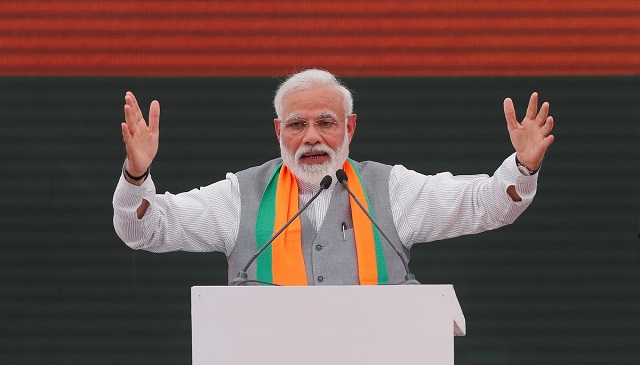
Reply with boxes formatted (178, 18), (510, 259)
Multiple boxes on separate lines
(294, 144), (334, 161)
(279, 132), (349, 185)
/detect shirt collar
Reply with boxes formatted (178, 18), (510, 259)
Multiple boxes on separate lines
(296, 176), (338, 193)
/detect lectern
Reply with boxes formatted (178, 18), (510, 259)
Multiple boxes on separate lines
(192, 285), (465, 365)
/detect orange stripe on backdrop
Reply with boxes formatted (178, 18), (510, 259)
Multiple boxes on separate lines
(0, 0), (638, 76)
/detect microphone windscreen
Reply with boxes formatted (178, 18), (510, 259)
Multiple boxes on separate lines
(336, 169), (348, 183)
(320, 175), (332, 189)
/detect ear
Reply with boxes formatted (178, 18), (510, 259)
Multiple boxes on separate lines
(274, 118), (281, 140)
(346, 114), (357, 143)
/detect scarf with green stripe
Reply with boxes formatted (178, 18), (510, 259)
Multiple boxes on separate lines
(255, 159), (388, 285)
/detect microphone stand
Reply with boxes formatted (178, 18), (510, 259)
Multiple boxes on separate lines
(337, 169), (420, 285)
(229, 175), (332, 286)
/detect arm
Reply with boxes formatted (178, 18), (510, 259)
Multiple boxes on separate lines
(392, 92), (554, 247)
(391, 154), (537, 247)
(112, 171), (240, 254)
(120, 91), (159, 216)
(113, 91), (239, 254)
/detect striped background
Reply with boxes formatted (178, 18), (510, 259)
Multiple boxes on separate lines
(1, 1), (638, 365)
(0, 0), (638, 76)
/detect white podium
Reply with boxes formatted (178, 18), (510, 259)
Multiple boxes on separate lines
(192, 285), (465, 365)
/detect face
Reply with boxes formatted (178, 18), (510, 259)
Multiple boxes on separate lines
(274, 85), (357, 185)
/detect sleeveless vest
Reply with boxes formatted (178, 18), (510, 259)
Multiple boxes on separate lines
(229, 158), (409, 285)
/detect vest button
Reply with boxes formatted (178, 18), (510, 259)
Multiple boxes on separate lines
(315, 244), (323, 251)
(317, 276), (324, 282)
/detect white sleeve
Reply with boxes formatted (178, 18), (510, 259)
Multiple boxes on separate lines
(112, 172), (240, 256)
(390, 153), (537, 248)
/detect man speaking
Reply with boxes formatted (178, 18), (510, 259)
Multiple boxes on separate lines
(113, 69), (554, 286)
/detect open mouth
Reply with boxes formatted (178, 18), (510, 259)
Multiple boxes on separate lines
(300, 151), (329, 163)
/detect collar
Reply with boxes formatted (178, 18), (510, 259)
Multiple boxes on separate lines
(296, 176), (339, 193)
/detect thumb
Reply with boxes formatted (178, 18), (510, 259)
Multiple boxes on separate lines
(503, 98), (519, 132)
(149, 100), (160, 134)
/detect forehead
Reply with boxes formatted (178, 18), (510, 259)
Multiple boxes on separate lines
(281, 85), (345, 118)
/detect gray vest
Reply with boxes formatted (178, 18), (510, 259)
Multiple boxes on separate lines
(229, 159), (409, 285)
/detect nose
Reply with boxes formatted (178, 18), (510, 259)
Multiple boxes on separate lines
(301, 122), (323, 145)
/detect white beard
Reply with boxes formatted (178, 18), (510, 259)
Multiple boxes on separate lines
(280, 133), (350, 186)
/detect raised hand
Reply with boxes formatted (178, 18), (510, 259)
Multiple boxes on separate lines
(121, 92), (160, 178)
(504, 92), (555, 172)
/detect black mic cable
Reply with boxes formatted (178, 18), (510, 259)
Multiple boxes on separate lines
(229, 174), (333, 286)
(336, 169), (420, 285)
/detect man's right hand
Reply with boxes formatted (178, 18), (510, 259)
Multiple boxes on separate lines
(121, 91), (160, 185)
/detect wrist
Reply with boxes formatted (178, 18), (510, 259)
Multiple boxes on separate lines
(123, 159), (150, 185)
(515, 155), (539, 176)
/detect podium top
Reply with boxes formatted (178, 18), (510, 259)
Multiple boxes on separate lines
(192, 284), (465, 335)
(192, 284), (465, 365)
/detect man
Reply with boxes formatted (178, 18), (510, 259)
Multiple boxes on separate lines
(113, 69), (554, 286)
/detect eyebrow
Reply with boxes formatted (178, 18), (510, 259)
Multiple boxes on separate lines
(318, 112), (337, 119)
(285, 113), (304, 121)
(285, 111), (337, 121)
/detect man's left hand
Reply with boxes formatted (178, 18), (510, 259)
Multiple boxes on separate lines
(504, 92), (555, 172)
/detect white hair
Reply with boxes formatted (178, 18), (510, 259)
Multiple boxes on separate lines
(273, 69), (353, 120)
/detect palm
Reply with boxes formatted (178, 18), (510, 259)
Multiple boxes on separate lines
(121, 92), (160, 176)
(504, 92), (555, 171)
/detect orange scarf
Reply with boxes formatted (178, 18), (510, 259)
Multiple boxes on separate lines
(255, 160), (388, 285)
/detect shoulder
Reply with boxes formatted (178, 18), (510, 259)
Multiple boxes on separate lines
(236, 158), (282, 180)
(351, 159), (393, 176)
(235, 158), (282, 194)
(349, 159), (393, 195)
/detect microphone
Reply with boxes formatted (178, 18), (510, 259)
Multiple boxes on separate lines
(336, 169), (420, 285)
(229, 174), (333, 286)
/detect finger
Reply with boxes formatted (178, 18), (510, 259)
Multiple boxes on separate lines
(126, 91), (145, 123)
(124, 92), (136, 115)
(526, 92), (538, 120)
(503, 97), (519, 132)
(124, 103), (139, 135)
(543, 134), (555, 149)
(540, 116), (554, 136)
(121, 122), (129, 139)
(536, 102), (550, 126)
(121, 122), (133, 152)
(124, 102), (135, 131)
(148, 100), (160, 134)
